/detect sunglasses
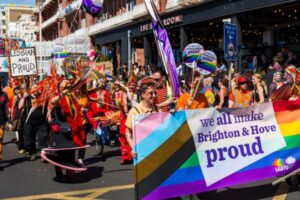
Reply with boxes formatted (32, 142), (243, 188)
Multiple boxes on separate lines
(153, 78), (161, 82)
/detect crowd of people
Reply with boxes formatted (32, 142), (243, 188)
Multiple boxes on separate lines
(0, 49), (299, 187)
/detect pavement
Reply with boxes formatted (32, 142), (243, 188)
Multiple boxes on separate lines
(0, 131), (299, 200)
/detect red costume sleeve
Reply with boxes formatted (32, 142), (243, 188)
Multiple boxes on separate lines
(59, 95), (86, 147)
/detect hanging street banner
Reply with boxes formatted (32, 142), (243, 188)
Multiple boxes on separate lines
(224, 23), (238, 61)
(10, 47), (37, 77)
(133, 100), (300, 199)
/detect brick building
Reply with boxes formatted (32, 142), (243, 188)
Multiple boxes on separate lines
(35, 0), (300, 73)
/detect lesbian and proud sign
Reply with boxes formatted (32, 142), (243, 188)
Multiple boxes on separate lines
(133, 100), (300, 199)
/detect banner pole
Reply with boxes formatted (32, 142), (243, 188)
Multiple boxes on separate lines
(191, 74), (204, 100)
(272, 168), (300, 185)
(228, 62), (234, 91)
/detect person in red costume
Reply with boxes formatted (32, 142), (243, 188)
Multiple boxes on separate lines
(51, 79), (86, 181)
(88, 79), (110, 130)
(111, 80), (131, 164)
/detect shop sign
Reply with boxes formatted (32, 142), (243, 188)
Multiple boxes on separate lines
(140, 15), (183, 32)
(224, 23), (237, 61)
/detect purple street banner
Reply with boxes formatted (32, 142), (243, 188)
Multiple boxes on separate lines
(133, 100), (300, 199)
(144, 0), (180, 97)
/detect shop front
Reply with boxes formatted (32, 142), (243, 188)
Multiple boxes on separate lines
(93, 0), (299, 73)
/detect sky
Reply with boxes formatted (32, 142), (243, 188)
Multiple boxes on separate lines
(0, 0), (35, 6)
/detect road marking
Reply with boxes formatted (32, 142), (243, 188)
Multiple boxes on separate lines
(4, 184), (134, 200)
(272, 181), (289, 200)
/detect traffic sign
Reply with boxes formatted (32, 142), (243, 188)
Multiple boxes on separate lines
(224, 23), (238, 61)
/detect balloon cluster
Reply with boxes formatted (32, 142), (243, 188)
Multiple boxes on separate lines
(82, 0), (103, 17)
(182, 43), (217, 75)
(87, 49), (97, 61)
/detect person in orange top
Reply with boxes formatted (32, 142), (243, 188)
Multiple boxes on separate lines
(3, 80), (14, 109)
(177, 76), (209, 110)
(228, 76), (253, 108)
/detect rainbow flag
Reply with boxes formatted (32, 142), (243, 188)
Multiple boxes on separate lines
(53, 51), (68, 59)
(133, 100), (300, 199)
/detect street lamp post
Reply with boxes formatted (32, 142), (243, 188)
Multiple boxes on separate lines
(39, 6), (44, 79)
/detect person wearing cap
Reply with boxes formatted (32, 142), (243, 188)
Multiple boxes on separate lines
(126, 70), (139, 109)
(228, 76), (253, 108)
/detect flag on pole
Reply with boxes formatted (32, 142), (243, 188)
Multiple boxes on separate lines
(144, 0), (180, 97)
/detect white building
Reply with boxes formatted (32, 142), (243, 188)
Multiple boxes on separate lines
(8, 22), (17, 38)
(0, 4), (34, 39)
(0, 5), (7, 36)
(15, 14), (36, 41)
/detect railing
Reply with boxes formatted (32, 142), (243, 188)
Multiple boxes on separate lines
(33, 28), (90, 56)
(89, 10), (134, 36)
(41, 11), (59, 30)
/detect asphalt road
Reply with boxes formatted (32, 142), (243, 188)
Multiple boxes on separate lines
(0, 131), (299, 200)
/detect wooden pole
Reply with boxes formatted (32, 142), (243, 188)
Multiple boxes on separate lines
(272, 168), (300, 185)
(228, 62), (234, 91)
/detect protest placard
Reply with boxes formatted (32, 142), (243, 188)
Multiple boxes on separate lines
(10, 47), (37, 77)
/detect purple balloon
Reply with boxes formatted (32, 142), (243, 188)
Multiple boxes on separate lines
(82, 0), (103, 17)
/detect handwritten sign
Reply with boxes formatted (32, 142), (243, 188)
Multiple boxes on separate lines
(10, 47), (37, 77)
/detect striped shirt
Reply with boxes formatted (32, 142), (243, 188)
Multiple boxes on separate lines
(155, 87), (169, 112)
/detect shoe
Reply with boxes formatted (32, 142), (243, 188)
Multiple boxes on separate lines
(55, 167), (64, 181)
(29, 153), (36, 161)
(77, 159), (86, 167)
(65, 170), (75, 182)
(18, 149), (25, 154)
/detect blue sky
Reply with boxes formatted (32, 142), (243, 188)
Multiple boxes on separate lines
(1, 0), (35, 6)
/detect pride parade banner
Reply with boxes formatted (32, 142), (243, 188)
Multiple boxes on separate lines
(133, 101), (300, 200)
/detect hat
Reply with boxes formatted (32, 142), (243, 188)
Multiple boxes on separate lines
(127, 70), (138, 86)
(285, 65), (300, 83)
(138, 76), (155, 86)
(237, 76), (249, 85)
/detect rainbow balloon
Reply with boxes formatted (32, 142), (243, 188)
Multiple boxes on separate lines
(182, 43), (204, 67)
(197, 50), (217, 75)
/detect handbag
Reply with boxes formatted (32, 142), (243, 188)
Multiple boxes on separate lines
(96, 122), (108, 145)
(11, 119), (22, 131)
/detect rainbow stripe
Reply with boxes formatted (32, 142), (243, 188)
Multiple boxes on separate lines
(53, 51), (68, 59)
(197, 61), (217, 73)
(134, 100), (300, 199)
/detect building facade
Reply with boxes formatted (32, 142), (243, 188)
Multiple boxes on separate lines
(0, 4), (34, 38)
(34, 0), (300, 73)
(88, 0), (300, 72)
(34, 0), (95, 55)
